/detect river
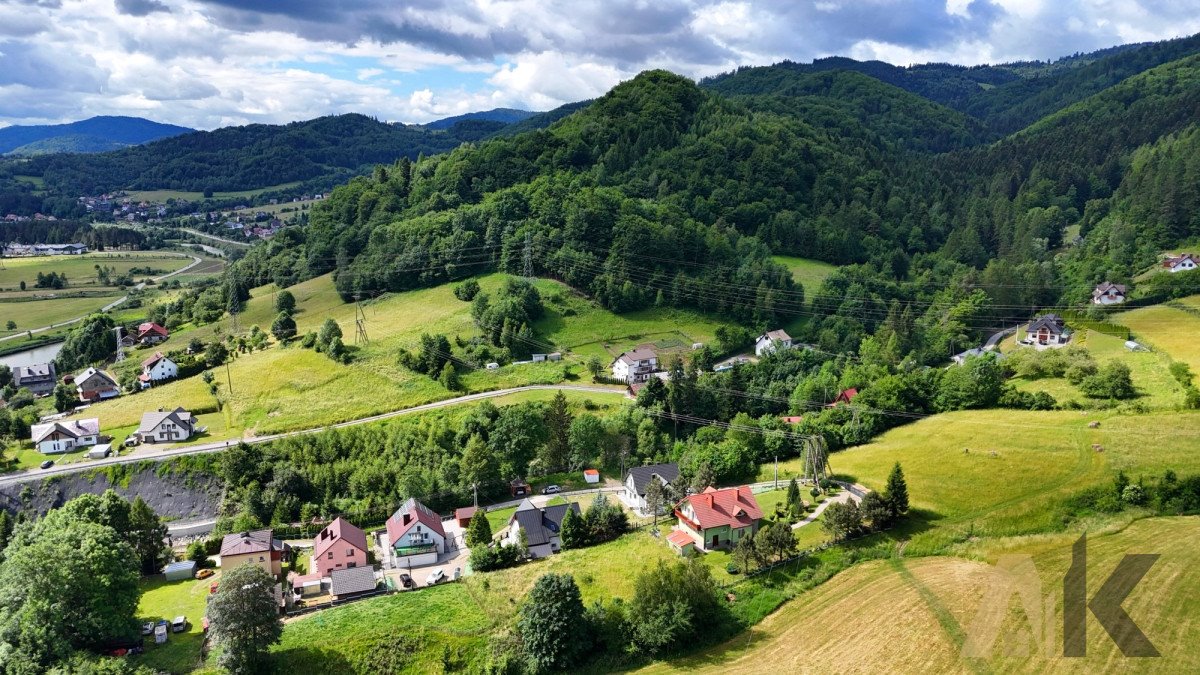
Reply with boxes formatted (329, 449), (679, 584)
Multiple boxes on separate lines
(0, 341), (64, 369)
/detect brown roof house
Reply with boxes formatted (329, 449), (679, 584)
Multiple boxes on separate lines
(1163, 253), (1199, 273)
(136, 322), (169, 345)
(75, 367), (120, 402)
(220, 529), (288, 577)
(610, 346), (659, 384)
(755, 329), (795, 356)
(1092, 282), (1127, 306)
(313, 517), (369, 577)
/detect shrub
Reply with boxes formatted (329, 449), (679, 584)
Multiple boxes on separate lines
(453, 279), (480, 302)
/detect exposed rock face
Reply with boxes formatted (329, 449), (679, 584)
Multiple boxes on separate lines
(0, 468), (222, 522)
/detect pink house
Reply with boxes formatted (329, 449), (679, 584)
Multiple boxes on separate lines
(313, 517), (369, 577)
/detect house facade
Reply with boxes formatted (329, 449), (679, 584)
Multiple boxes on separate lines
(622, 463), (680, 514)
(137, 408), (196, 443)
(611, 346), (659, 384)
(755, 329), (794, 356)
(13, 363), (56, 396)
(1027, 314), (1070, 345)
(1164, 254), (1198, 273)
(136, 322), (170, 345)
(386, 498), (446, 568)
(220, 529), (287, 576)
(1092, 282), (1127, 305)
(313, 517), (369, 577)
(30, 418), (100, 454)
(138, 352), (178, 387)
(672, 486), (763, 552)
(504, 499), (580, 559)
(75, 367), (120, 402)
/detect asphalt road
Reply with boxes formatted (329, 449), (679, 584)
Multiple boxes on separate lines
(3, 384), (628, 488)
(0, 252), (203, 344)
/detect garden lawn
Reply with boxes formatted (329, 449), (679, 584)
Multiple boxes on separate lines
(133, 572), (220, 674)
(272, 582), (490, 674)
(1116, 300), (1200, 373)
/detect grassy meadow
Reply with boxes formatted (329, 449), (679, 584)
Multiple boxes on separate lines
(771, 255), (836, 336)
(123, 181), (305, 203)
(0, 252), (194, 292)
(1115, 298), (1200, 373)
(133, 572), (222, 674)
(642, 517), (1200, 674)
(1009, 329), (1186, 409)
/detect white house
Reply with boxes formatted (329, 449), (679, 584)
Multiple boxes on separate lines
(137, 408), (196, 444)
(31, 418), (100, 454)
(622, 463), (680, 514)
(755, 329), (794, 356)
(1092, 282), (1127, 305)
(504, 499), (580, 559)
(385, 498), (446, 568)
(611, 346), (659, 384)
(139, 352), (179, 388)
(1164, 254), (1198, 273)
(1026, 314), (1070, 346)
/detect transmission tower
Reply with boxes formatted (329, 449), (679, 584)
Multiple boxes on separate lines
(522, 231), (533, 279)
(801, 435), (831, 489)
(354, 295), (369, 346)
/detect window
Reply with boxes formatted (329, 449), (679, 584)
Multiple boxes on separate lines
(327, 552), (333, 559)
(346, 548), (354, 556)
(348, 562), (357, 568)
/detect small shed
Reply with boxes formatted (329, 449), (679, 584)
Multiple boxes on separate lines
(454, 506), (479, 528)
(163, 560), (197, 581)
(548, 352), (562, 361)
(532, 354), (547, 362)
(87, 443), (113, 460)
(329, 566), (379, 601)
(583, 469), (600, 484)
(667, 529), (696, 556)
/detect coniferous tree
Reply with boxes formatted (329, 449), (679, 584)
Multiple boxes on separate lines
(465, 510), (493, 547)
(883, 462), (910, 519)
(129, 496), (171, 576)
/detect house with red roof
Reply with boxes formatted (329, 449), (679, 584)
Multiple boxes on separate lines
(136, 322), (169, 345)
(671, 486), (763, 552)
(313, 517), (369, 577)
(138, 352), (178, 388)
(385, 498), (446, 568)
(829, 388), (858, 407)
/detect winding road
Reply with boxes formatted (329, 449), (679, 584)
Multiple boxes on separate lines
(2, 384), (629, 488)
(0, 252), (203, 344)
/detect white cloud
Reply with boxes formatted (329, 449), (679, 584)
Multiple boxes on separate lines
(489, 52), (629, 110)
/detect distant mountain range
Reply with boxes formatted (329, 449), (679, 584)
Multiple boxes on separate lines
(0, 116), (193, 156)
(421, 108), (537, 130)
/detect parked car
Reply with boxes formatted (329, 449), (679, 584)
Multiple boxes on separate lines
(39, 460), (54, 470)
(452, 567), (462, 580)
(171, 616), (187, 633)
(196, 568), (214, 580)
(425, 569), (446, 586)
(398, 573), (414, 589)
(123, 435), (139, 447)
(141, 621), (155, 636)
(542, 484), (561, 494)
(209, 582), (218, 594)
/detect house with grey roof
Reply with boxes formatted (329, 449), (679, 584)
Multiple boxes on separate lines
(622, 462), (680, 514)
(503, 499), (580, 559)
(30, 418), (100, 454)
(611, 345), (659, 384)
(1026, 314), (1071, 346)
(13, 363), (56, 396)
(755, 329), (795, 356)
(137, 407), (196, 444)
(329, 566), (379, 601)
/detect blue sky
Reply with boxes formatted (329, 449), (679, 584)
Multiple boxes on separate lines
(1, 0), (1199, 129)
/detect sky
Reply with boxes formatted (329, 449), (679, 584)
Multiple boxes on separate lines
(1, 0), (1199, 129)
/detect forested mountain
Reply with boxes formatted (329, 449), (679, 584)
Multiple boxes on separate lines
(220, 35), (1200, 366)
(0, 116), (192, 155)
(7, 114), (483, 196)
(488, 100), (594, 137)
(422, 108), (537, 130)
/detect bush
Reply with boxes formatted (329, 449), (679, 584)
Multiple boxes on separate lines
(1079, 361), (1136, 399)
(453, 279), (480, 302)
(469, 543), (524, 572)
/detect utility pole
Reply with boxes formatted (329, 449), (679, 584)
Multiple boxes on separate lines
(774, 454), (778, 490)
(225, 360), (234, 397)
(354, 295), (369, 346)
